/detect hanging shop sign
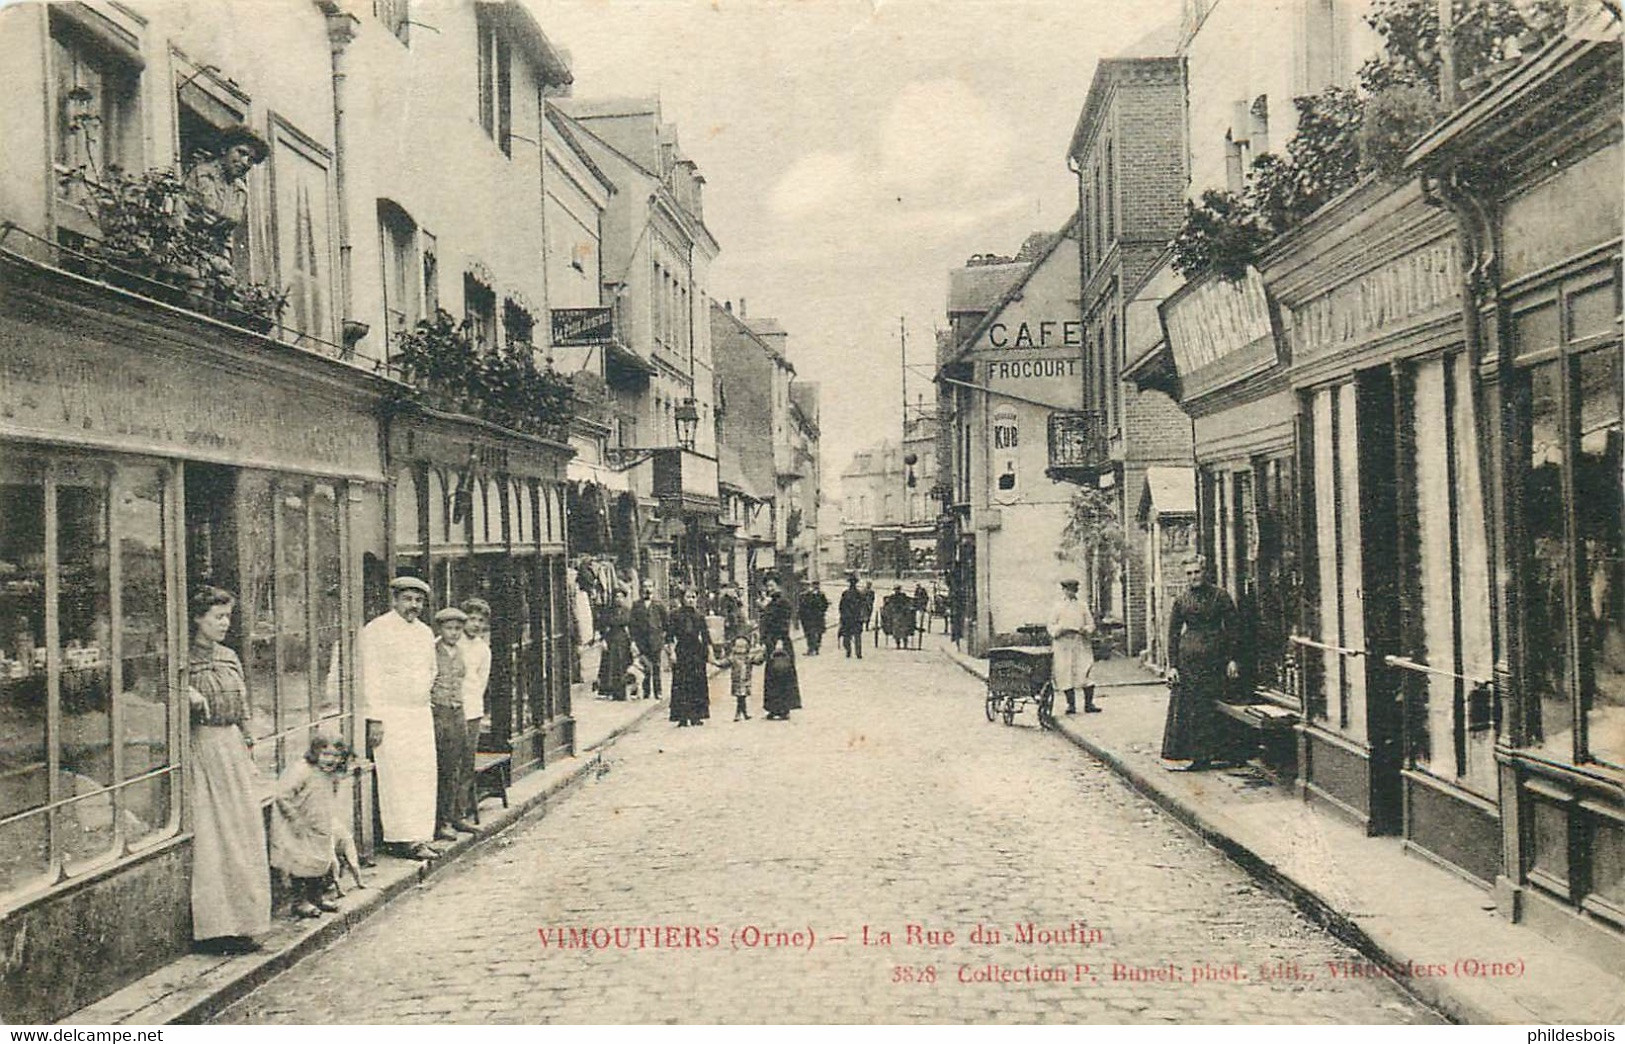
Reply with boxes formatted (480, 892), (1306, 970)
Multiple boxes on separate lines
(550, 307), (614, 347)
(1159, 265), (1280, 401)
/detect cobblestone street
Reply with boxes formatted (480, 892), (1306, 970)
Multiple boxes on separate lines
(216, 645), (1441, 1024)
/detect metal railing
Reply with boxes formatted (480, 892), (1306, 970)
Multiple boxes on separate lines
(1, 221), (356, 364)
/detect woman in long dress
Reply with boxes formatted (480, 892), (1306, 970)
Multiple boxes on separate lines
(760, 578), (802, 720)
(187, 586), (272, 954)
(596, 588), (635, 700)
(668, 587), (712, 727)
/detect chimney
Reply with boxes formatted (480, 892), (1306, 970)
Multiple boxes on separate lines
(739, 298), (747, 319)
(724, 300), (733, 313)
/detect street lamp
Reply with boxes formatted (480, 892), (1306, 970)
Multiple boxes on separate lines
(674, 397), (700, 450)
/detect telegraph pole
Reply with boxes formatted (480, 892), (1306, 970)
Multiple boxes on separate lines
(900, 315), (909, 524)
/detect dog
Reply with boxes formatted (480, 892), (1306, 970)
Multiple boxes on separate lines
(328, 826), (366, 896)
(623, 659), (645, 698)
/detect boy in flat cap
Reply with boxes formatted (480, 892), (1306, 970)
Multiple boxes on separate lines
(429, 607), (471, 843)
(360, 576), (440, 860)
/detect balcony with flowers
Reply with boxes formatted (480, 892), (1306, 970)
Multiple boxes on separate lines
(389, 308), (577, 443)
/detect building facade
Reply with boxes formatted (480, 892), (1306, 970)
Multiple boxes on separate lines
(554, 97), (722, 599)
(940, 223), (1089, 650)
(1060, 55), (1194, 655)
(0, 0), (592, 1018)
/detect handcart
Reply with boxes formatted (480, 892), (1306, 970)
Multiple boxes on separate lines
(984, 644), (1056, 730)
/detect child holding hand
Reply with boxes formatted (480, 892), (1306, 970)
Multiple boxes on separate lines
(718, 634), (761, 721)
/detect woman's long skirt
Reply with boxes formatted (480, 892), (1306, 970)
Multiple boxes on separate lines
(1160, 662), (1231, 761)
(763, 647), (802, 717)
(669, 650), (711, 723)
(597, 628), (633, 697)
(190, 725), (272, 941)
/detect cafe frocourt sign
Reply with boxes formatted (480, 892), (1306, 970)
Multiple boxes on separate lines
(985, 357), (1081, 381)
(984, 319), (1084, 350)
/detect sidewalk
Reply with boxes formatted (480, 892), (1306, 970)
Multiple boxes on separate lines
(940, 635), (1625, 1025)
(68, 683), (670, 1026)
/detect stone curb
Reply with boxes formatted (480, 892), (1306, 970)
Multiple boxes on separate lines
(939, 646), (1491, 1026)
(68, 694), (672, 1026)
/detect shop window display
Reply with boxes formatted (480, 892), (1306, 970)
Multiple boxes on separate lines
(0, 456), (179, 900)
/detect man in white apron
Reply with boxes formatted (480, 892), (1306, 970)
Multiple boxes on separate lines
(361, 575), (440, 860)
(1048, 574), (1098, 715)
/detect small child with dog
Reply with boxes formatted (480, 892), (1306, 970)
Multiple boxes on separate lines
(270, 734), (349, 918)
(717, 634), (761, 721)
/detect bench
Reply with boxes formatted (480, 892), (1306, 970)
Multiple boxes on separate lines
(471, 752), (512, 824)
(1216, 700), (1299, 777)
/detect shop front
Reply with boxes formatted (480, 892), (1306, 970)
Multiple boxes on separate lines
(0, 249), (387, 1022)
(1267, 178), (1498, 878)
(1150, 265), (1302, 727)
(388, 411), (573, 778)
(1407, 25), (1622, 966)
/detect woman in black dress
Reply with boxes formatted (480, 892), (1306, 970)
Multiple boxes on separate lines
(668, 587), (712, 726)
(760, 577), (802, 720)
(596, 588), (634, 700)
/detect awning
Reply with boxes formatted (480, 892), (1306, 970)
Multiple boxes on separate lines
(1138, 466), (1197, 525)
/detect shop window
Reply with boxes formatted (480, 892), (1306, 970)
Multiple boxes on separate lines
(1400, 355), (1497, 796)
(1249, 456), (1298, 697)
(50, 10), (140, 183)
(0, 456), (179, 900)
(272, 125), (336, 346)
(312, 483), (343, 725)
(1306, 383), (1368, 739)
(470, 478), (490, 546)
(510, 480), (526, 547)
(1525, 360), (1574, 757)
(1577, 349), (1623, 767)
(394, 466), (422, 554)
(234, 473), (348, 779)
(428, 469), (450, 546)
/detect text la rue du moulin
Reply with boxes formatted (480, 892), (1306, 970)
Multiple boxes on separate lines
(537, 921), (1104, 951)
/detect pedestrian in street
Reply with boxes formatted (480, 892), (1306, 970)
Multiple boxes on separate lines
(882, 585), (917, 649)
(838, 572), (866, 659)
(429, 607), (474, 844)
(629, 580), (668, 700)
(270, 735), (346, 919)
(360, 575), (441, 862)
(1048, 575), (1098, 715)
(1161, 554), (1244, 771)
(458, 598), (492, 827)
(860, 579), (877, 648)
(760, 576), (802, 720)
(186, 585), (271, 955)
(913, 583), (930, 635)
(798, 581), (829, 655)
(720, 634), (759, 720)
(668, 587), (712, 727)
(596, 588), (634, 701)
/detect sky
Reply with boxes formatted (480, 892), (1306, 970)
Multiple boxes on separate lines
(536, 0), (1182, 480)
